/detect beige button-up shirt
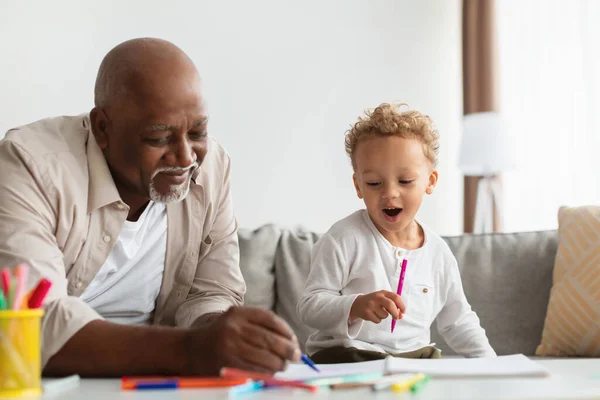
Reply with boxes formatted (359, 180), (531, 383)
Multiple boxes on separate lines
(0, 115), (246, 367)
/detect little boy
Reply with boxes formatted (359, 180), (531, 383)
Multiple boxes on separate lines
(297, 104), (495, 363)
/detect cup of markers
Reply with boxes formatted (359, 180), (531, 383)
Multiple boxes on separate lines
(0, 264), (52, 398)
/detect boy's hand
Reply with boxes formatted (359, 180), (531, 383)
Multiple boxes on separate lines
(349, 290), (406, 324)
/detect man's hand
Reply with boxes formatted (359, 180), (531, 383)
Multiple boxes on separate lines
(185, 306), (301, 375)
(349, 290), (406, 324)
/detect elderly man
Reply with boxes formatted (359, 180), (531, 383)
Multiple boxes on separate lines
(0, 38), (300, 376)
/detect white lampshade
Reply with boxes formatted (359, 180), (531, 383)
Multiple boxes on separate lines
(458, 112), (516, 176)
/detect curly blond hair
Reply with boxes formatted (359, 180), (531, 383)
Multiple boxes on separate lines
(345, 103), (439, 170)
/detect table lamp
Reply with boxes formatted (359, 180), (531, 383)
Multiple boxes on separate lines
(459, 112), (516, 233)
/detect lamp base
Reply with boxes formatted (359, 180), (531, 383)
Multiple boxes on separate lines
(473, 175), (503, 234)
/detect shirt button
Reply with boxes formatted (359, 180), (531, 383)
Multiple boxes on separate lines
(103, 235), (111, 243)
(423, 288), (429, 293)
(75, 281), (83, 289)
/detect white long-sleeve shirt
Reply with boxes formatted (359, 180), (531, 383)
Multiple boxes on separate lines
(297, 210), (496, 358)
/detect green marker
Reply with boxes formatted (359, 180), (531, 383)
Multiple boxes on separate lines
(7, 278), (16, 310)
(0, 291), (5, 311)
(410, 375), (431, 394)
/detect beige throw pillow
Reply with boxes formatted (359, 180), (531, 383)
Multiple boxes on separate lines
(536, 206), (600, 356)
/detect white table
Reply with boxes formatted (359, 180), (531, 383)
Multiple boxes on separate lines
(42, 359), (600, 400)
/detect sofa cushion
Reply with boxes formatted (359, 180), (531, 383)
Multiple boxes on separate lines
(274, 229), (321, 352)
(536, 206), (600, 356)
(434, 230), (558, 356)
(238, 224), (282, 310)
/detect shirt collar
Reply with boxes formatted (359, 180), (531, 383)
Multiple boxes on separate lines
(83, 115), (123, 213)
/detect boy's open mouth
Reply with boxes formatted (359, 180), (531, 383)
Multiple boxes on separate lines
(383, 208), (402, 217)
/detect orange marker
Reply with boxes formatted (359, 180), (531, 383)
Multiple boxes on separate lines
(121, 376), (249, 390)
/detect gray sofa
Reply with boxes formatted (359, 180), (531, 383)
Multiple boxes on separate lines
(238, 226), (558, 356)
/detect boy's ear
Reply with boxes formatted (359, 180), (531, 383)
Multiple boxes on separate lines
(353, 174), (364, 199)
(426, 170), (439, 195)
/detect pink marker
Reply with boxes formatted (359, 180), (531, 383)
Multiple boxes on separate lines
(12, 264), (29, 311)
(391, 258), (407, 333)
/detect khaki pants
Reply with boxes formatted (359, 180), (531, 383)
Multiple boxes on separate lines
(310, 345), (442, 364)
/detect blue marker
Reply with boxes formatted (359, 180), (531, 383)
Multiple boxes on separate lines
(135, 380), (178, 390)
(229, 381), (264, 396)
(301, 353), (320, 373)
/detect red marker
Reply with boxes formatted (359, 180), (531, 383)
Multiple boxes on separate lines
(27, 278), (52, 309)
(1, 268), (10, 298)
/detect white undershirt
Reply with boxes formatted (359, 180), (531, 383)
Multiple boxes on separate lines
(80, 201), (167, 325)
(297, 209), (496, 358)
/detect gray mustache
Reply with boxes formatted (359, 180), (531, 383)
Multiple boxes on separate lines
(151, 162), (199, 179)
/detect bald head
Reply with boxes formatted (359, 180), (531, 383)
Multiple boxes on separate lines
(94, 38), (200, 108)
(90, 38), (208, 213)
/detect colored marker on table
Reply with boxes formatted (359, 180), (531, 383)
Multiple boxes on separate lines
(308, 372), (383, 387)
(135, 381), (178, 390)
(410, 375), (431, 394)
(121, 377), (249, 390)
(371, 373), (422, 392)
(228, 381), (265, 396)
(391, 258), (408, 333)
(221, 368), (318, 392)
(391, 373), (427, 393)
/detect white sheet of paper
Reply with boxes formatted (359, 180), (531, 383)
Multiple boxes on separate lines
(276, 354), (550, 382)
(386, 354), (550, 378)
(275, 358), (386, 381)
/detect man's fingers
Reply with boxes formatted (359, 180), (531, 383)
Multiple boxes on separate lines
(236, 340), (287, 374)
(233, 307), (295, 339)
(241, 324), (300, 362)
(230, 353), (279, 375)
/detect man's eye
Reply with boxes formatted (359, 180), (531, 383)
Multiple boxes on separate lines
(366, 182), (381, 187)
(188, 132), (207, 141)
(145, 138), (169, 146)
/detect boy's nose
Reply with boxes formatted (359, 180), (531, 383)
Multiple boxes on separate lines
(382, 185), (400, 200)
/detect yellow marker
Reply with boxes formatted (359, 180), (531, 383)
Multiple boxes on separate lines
(391, 373), (427, 393)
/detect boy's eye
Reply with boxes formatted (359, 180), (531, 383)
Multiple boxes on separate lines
(366, 182), (381, 187)
(399, 180), (414, 185)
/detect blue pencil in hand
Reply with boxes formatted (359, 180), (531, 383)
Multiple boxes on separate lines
(301, 354), (320, 373)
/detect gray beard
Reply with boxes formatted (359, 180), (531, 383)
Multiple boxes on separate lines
(148, 176), (192, 203)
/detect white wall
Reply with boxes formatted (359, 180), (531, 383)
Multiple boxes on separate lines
(0, 0), (463, 235)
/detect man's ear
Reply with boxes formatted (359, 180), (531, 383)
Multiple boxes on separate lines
(90, 107), (109, 150)
(353, 174), (364, 199)
(426, 170), (439, 195)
